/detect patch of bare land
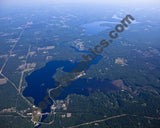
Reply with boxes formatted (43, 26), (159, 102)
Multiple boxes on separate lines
(38, 46), (55, 51)
(53, 35), (59, 41)
(26, 63), (36, 69)
(0, 33), (10, 37)
(7, 39), (18, 43)
(17, 63), (36, 71)
(28, 51), (36, 57)
(62, 25), (70, 28)
(0, 78), (7, 85)
(73, 39), (85, 51)
(112, 79), (131, 91)
(18, 56), (25, 59)
(149, 47), (160, 56)
(0, 55), (8, 58)
(10, 54), (16, 57)
(46, 56), (53, 61)
(115, 57), (128, 66)
(16, 27), (23, 30)
(134, 47), (160, 58)
(27, 21), (33, 25)
(0, 17), (12, 20)
(0, 107), (16, 113)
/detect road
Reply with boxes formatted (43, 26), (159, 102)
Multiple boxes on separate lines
(67, 114), (127, 128)
(0, 22), (33, 108)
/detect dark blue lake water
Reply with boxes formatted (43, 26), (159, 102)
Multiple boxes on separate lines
(81, 21), (118, 35)
(23, 55), (119, 113)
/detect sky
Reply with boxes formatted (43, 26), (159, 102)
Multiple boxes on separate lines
(0, 0), (160, 10)
(1, 0), (160, 5)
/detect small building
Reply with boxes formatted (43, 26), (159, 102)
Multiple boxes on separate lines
(61, 114), (66, 118)
(67, 113), (71, 118)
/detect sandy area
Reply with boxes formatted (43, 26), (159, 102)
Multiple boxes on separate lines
(0, 78), (7, 85)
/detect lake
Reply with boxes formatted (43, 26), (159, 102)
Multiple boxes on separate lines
(23, 55), (119, 113)
(81, 21), (119, 35)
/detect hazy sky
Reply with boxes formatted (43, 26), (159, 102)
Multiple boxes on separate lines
(1, 0), (160, 5)
(0, 0), (160, 9)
